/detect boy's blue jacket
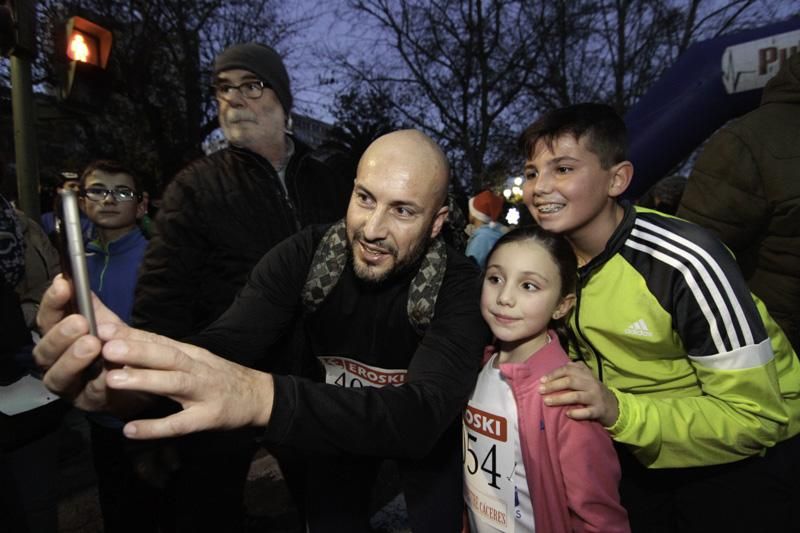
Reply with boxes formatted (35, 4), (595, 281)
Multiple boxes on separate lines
(86, 229), (148, 324)
(570, 204), (800, 468)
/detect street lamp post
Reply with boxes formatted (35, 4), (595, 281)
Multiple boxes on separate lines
(11, 53), (40, 220)
(4, 0), (41, 220)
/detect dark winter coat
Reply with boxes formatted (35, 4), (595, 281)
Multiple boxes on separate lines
(677, 52), (800, 351)
(132, 138), (351, 338)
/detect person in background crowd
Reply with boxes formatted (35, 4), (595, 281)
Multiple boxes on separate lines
(441, 193), (470, 253)
(40, 171), (94, 242)
(465, 189), (507, 268)
(0, 193), (27, 380)
(636, 174), (686, 216)
(678, 51), (800, 352)
(1, 193), (66, 533)
(137, 191), (156, 239)
(77, 159), (155, 533)
(14, 210), (60, 330)
(130, 42), (352, 531)
(133, 42), (351, 338)
(0, 172), (61, 330)
(80, 160), (149, 324)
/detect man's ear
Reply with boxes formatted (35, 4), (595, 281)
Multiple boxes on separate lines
(608, 161), (634, 198)
(430, 206), (449, 239)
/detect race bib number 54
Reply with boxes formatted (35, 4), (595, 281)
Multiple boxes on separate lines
(318, 356), (407, 388)
(463, 403), (515, 532)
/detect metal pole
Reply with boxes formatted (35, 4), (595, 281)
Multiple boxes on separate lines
(10, 53), (40, 221)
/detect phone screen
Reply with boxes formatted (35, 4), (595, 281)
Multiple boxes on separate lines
(55, 190), (98, 336)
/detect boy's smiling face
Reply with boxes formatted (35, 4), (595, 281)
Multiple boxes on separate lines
(522, 134), (629, 249)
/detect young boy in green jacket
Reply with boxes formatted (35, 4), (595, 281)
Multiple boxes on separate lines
(521, 103), (800, 532)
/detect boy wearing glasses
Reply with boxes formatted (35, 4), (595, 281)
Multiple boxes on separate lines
(79, 159), (155, 533)
(79, 159), (147, 324)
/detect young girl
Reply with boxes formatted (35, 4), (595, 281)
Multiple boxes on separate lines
(463, 226), (629, 533)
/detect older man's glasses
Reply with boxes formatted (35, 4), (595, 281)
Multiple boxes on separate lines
(213, 80), (268, 100)
(81, 186), (140, 202)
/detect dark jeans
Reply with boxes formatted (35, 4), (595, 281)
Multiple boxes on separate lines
(617, 433), (800, 533)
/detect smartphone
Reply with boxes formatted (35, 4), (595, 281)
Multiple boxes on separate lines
(55, 189), (98, 336)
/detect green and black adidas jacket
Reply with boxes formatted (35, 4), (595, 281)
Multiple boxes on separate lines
(569, 204), (800, 469)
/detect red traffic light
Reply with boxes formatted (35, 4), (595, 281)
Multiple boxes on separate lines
(67, 30), (97, 64)
(63, 16), (111, 69)
(55, 14), (113, 109)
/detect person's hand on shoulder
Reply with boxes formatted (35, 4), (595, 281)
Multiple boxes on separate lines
(539, 361), (620, 427)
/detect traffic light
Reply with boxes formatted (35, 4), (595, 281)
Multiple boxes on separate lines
(54, 15), (113, 109)
(0, 0), (37, 58)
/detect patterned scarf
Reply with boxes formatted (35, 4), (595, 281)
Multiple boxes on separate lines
(302, 219), (447, 334)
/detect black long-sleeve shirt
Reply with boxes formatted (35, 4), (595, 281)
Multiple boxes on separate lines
(192, 224), (490, 531)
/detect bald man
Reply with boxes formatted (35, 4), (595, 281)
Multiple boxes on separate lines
(33, 130), (490, 532)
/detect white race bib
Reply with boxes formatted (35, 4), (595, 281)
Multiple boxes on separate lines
(318, 356), (407, 388)
(463, 402), (516, 533)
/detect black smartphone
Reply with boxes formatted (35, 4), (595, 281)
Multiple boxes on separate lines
(55, 189), (98, 336)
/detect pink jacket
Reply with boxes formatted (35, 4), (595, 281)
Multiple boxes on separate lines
(489, 332), (630, 533)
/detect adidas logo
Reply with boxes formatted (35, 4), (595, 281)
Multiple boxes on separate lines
(624, 319), (653, 337)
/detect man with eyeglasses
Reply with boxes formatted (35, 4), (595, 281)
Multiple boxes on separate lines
(133, 42), (351, 339)
(128, 43), (352, 531)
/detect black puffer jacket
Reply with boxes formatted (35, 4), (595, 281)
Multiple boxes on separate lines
(678, 53), (800, 351)
(132, 138), (352, 338)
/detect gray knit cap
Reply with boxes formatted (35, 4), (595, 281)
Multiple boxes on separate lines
(213, 43), (292, 113)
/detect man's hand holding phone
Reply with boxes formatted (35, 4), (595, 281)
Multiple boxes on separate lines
(34, 190), (272, 433)
(34, 275), (119, 411)
(34, 276), (160, 417)
(36, 190), (147, 414)
(33, 276), (272, 435)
